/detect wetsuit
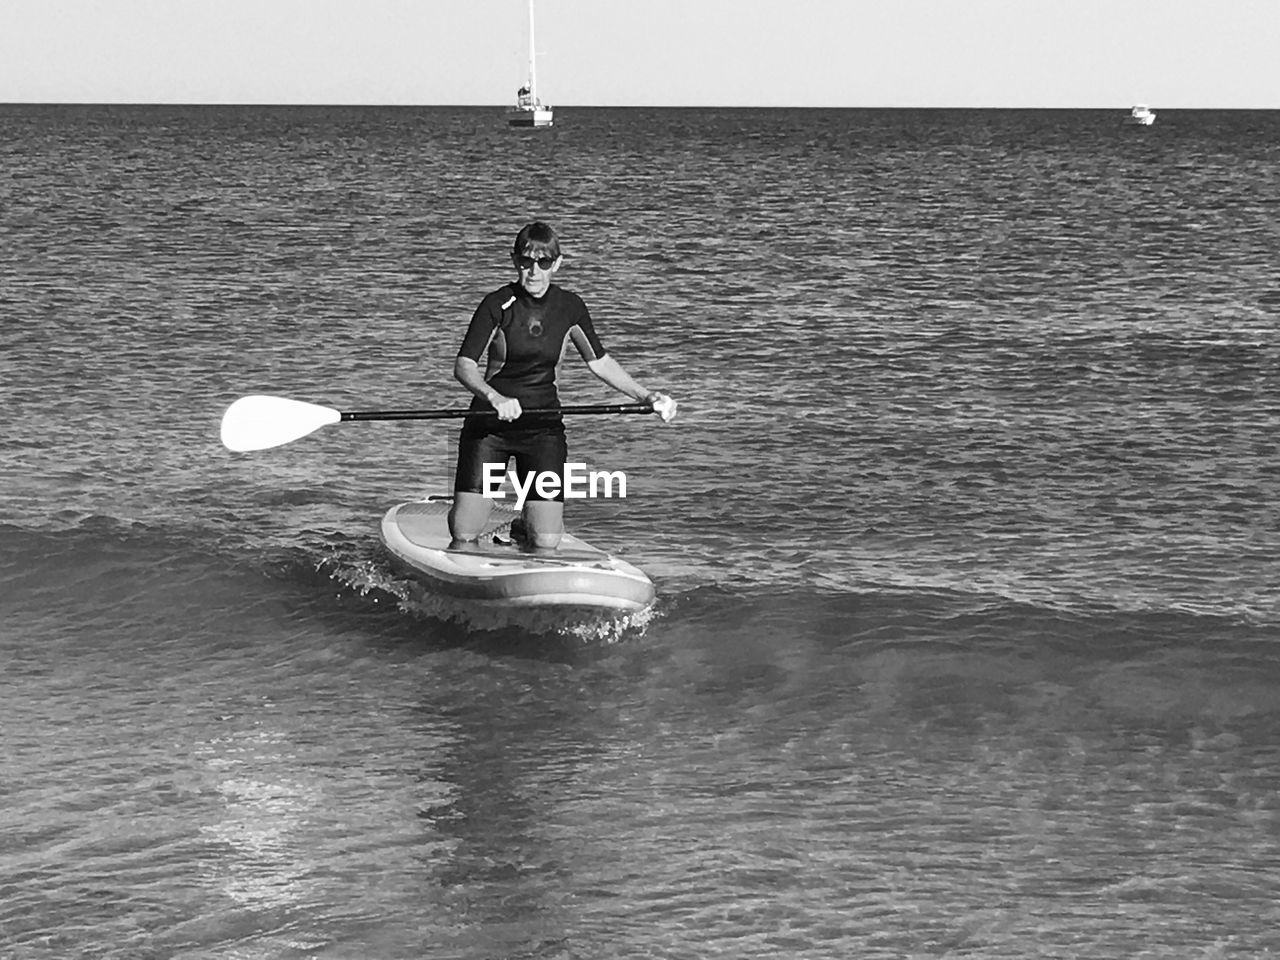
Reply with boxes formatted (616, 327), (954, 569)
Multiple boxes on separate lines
(453, 282), (608, 501)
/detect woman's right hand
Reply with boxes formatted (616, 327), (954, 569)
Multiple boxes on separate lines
(487, 391), (522, 421)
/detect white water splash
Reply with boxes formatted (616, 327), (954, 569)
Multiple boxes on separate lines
(324, 553), (655, 644)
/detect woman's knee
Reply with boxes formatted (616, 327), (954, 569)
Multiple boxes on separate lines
(449, 492), (491, 540)
(529, 529), (563, 549)
(523, 501), (564, 550)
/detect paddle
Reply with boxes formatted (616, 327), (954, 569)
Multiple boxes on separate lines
(220, 394), (655, 452)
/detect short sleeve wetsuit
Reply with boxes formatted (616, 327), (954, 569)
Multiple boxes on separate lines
(453, 282), (609, 500)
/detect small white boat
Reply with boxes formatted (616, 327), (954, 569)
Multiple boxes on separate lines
(1126, 104), (1156, 126)
(507, 0), (553, 128)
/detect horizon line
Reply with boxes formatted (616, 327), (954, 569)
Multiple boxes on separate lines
(3, 101), (1276, 111)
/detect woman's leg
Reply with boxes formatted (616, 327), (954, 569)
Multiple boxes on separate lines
(523, 499), (564, 549)
(450, 427), (503, 543)
(516, 424), (567, 549)
(448, 491), (493, 543)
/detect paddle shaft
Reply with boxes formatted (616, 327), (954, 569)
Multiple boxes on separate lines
(340, 403), (654, 422)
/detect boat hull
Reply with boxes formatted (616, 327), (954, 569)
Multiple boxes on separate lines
(380, 497), (654, 613)
(508, 107), (554, 127)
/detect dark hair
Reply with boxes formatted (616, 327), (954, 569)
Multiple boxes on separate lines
(512, 221), (561, 260)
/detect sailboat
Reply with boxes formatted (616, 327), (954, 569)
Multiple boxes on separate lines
(1125, 104), (1156, 126)
(507, 0), (553, 127)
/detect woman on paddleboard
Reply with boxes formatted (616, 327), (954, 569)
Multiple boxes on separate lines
(448, 222), (677, 550)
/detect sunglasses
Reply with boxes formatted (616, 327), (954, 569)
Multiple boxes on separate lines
(515, 254), (557, 271)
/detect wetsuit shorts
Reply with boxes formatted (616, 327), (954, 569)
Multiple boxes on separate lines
(453, 420), (568, 502)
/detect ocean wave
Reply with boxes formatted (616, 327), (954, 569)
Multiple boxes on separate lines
(4, 517), (1277, 653)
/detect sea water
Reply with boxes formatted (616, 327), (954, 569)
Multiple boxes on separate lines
(2, 105), (1278, 958)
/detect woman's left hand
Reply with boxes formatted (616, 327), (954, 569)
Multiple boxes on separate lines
(646, 392), (678, 422)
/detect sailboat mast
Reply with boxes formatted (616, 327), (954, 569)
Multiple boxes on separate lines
(507, 0), (551, 126)
(527, 0), (537, 102)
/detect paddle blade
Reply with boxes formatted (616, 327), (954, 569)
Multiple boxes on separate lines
(220, 395), (342, 451)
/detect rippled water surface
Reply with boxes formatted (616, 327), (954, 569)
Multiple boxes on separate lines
(2, 105), (1279, 958)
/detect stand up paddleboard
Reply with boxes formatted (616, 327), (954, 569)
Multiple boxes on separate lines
(379, 497), (655, 613)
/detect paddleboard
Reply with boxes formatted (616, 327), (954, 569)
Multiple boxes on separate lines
(379, 497), (656, 613)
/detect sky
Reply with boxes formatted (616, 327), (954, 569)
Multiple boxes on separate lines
(2, 0), (1277, 109)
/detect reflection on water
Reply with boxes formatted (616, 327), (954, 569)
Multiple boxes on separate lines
(198, 730), (322, 909)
